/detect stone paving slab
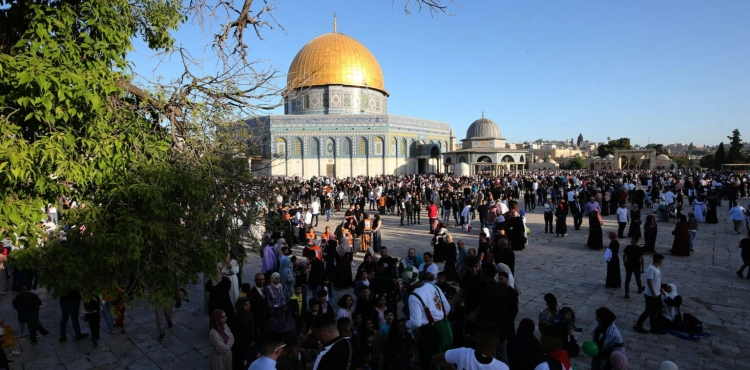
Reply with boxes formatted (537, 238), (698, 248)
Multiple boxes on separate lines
(1, 199), (749, 369)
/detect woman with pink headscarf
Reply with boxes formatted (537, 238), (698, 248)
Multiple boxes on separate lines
(209, 309), (234, 370)
(610, 352), (628, 370)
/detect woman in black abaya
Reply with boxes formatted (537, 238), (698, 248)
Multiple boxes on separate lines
(605, 232), (621, 289)
(587, 210), (604, 250)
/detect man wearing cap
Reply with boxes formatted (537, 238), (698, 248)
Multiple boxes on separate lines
(402, 266), (452, 370)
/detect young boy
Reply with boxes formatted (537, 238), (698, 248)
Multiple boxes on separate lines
(351, 311), (363, 342)
(378, 310), (394, 344)
(435, 271), (457, 299)
(337, 317), (352, 337)
(303, 298), (319, 335)
(288, 283), (305, 336)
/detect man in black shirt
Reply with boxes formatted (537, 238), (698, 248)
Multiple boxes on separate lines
(313, 316), (361, 370)
(622, 236), (646, 299)
(377, 247), (399, 279)
(459, 256), (481, 338)
(571, 196), (584, 230)
(494, 237), (515, 275)
(344, 205), (355, 224)
(477, 199), (490, 229)
(470, 264), (518, 364)
(736, 230), (750, 279)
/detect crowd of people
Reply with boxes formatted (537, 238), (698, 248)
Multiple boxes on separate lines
(1, 168), (748, 370)
(201, 168), (749, 370)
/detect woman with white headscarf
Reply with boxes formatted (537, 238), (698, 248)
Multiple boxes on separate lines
(657, 283), (682, 331)
(265, 272), (286, 333)
(496, 262), (521, 295)
(220, 254), (240, 305)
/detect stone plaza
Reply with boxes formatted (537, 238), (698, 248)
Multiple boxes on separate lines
(1, 200), (748, 369)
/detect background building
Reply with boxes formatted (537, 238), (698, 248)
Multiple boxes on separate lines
(443, 115), (528, 174)
(247, 22), (451, 177)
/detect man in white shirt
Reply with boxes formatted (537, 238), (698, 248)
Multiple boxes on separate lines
(633, 253), (664, 334)
(418, 252), (439, 281)
(616, 203), (630, 238)
(403, 266), (452, 370)
(432, 322), (509, 370)
(311, 199), (320, 227)
(664, 188), (676, 205)
(248, 330), (284, 370)
(728, 201), (746, 234)
(303, 208), (313, 231)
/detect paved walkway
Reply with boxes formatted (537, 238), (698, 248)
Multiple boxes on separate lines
(2, 200), (749, 369)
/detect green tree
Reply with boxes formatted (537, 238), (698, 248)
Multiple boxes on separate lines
(726, 129), (744, 163)
(699, 154), (715, 169)
(597, 138), (632, 157)
(672, 156), (688, 168)
(688, 142), (695, 151)
(566, 156), (585, 169)
(1, 0), (458, 303)
(645, 143), (669, 155)
(0, 0), (274, 303)
(577, 133), (583, 147)
(714, 143), (726, 170)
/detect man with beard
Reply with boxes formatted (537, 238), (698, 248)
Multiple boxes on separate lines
(249, 273), (270, 336)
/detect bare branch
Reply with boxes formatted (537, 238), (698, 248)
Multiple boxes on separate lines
(397, 0), (458, 16)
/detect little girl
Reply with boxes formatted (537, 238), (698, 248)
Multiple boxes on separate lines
(371, 293), (388, 330)
(358, 317), (381, 370)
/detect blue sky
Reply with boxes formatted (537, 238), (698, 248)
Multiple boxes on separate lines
(129, 0), (750, 147)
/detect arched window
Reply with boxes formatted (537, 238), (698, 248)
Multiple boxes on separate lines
(391, 137), (397, 156)
(400, 138), (407, 156)
(410, 139), (417, 156)
(501, 155), (514, 163)
(443, 141), (448, 151)
(458, 156), (467, 163)
(292, 138), (303, 157)
(519, 155), (525, 163)
(343, 138), (352, 156)
(326, 138), (335, 157)
(358, 137), (368, 156)
(275, 137), (286, 158)
(310, 138), (320, 157)
(374, 137), (383, 156)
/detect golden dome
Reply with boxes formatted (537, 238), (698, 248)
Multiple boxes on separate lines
(287, 32), (388, 96)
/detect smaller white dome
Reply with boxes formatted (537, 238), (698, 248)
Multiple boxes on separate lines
(605, 154), (614, 159)
(547, 158), (557, 164)
(535, 158), (544, 163)
(592, 156), (601, 159)
(656, 154), (670, 160)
